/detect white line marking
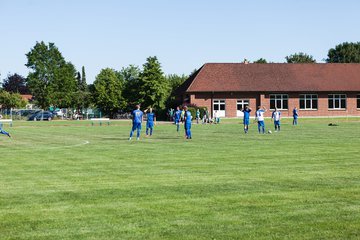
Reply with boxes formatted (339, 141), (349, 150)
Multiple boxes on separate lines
(47, 140), (90, 149)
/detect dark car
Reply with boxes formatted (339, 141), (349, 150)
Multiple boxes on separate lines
(28, 111), (53, 121)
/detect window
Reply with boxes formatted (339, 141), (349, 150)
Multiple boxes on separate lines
(299, 94), (318, 110)
(328, 94), (346, 109)
(237, 99), (249, 111)
(357, 95), (360, 109)
(213, 100), (225, 111)
(270, 94), (288, 110)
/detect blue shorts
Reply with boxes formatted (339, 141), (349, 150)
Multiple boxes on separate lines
(146, 122), (154, 128)
(243, 118), (250, 125)
(132, 122), (142, 131)
(258, 121), (265, 127)
(274, 120), (280, 126)
(184, 123), (191, 130)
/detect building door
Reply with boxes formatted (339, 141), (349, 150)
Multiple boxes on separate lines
(213, 99), (226, 117)
(237, 99), (249, 117)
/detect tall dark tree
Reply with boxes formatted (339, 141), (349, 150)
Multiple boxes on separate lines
(139, 56), (169, 109)
(327, 42), (360, 63)
(2, 73), (30, 94)
(92, 68), (125, 116)
(81, 66), (87, 91)
(285, 52), (316, 63)
(25, 41), (78, 109)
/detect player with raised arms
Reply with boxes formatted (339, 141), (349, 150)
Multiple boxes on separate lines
(144, 108), (156, 137)
(255, 106), (266, 134)
(242, 105), (252, 133)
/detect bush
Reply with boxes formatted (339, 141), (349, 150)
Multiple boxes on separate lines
(187, 106), (207, 120)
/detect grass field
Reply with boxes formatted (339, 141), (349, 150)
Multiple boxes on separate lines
(1, 118), (360, 239)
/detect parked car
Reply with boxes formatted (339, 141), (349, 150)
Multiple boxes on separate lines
(53, 109), (64, 117)
(28, 111), (53, 121)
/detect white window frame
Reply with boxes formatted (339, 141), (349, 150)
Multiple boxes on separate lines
(299, 94), (318, 110)
(328, 94), (346, 110)
(213, 99), (226, 117)
(237, 99), (250, 117)
(270, 94), (288, 110)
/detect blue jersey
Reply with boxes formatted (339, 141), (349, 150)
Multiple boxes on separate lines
(132, 109), (143, 124)
(174, 110), (182, 122)
(243, 109), (251, 119)
(185, 111), (192, 124)
(293, 109), (298, 118)
(147, 113), (155, 123)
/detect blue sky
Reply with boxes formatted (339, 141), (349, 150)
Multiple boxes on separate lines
(1, 0), (359, 83)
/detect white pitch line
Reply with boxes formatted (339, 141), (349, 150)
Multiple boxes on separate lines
(47, 140), (90, 149)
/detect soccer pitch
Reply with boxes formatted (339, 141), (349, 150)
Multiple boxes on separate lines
(1, 118), (360, 239)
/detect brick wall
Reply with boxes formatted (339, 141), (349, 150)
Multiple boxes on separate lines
(189, 92), (360, 118)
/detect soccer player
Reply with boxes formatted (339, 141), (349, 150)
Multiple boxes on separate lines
(129, 105), (143, 140)
(174, 106), (182, 133)
(183, 106), (192, 139)
(255, 106), (266, 134)
(271, 107), (281, 132)
(196, 109), (200, 124)
(293, 107), (299, 125)
(144, 108), (156, 137)
(0, 114), (11, 138)
(242, 106), (252, 133)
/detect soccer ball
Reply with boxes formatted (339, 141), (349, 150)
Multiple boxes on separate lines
(268, 130), (272, 134)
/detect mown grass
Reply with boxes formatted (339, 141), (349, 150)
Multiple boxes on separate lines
(1, 118), (360, 239)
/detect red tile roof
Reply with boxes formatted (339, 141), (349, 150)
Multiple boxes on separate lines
(20, 94), (33, 101)
(185, 63), (360, 92)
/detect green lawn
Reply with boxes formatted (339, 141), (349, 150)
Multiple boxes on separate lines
(1, 118), (360, 239)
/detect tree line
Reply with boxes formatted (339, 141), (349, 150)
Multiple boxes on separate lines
(1, 41), (360, 115)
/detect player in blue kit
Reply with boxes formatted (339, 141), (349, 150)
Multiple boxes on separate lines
(183, 106), (192, 139)
(144, 108), (156, 137)
(174, 106), (182, 133)
(255, 106), (267, 134)
(271, 107), (281, 132)
(129, 105), (143, 140)
(0, 114), (11, 138)
(242, 106), (252, 133)
(293, 107), (299, 125)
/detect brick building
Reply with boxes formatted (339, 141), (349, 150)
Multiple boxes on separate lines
(178, 63), (360, 118)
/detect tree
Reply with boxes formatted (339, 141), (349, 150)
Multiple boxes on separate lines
(285, 52), (316, 63)
(25, 41), (78, 109)
(92, 68), (125, 116)
(2, 73), (30, 94)
(327, 42), (360, 63)
(139, 56), (169, 109)
(120, 65), (142, 110)
(165, 73), (188, 108)
(50, 62), (78, 108)
(0, 90), (27, 109)
(81, 66), (87, 91)
(73, 66), (90, 112)
(253, 58), (268, 63)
